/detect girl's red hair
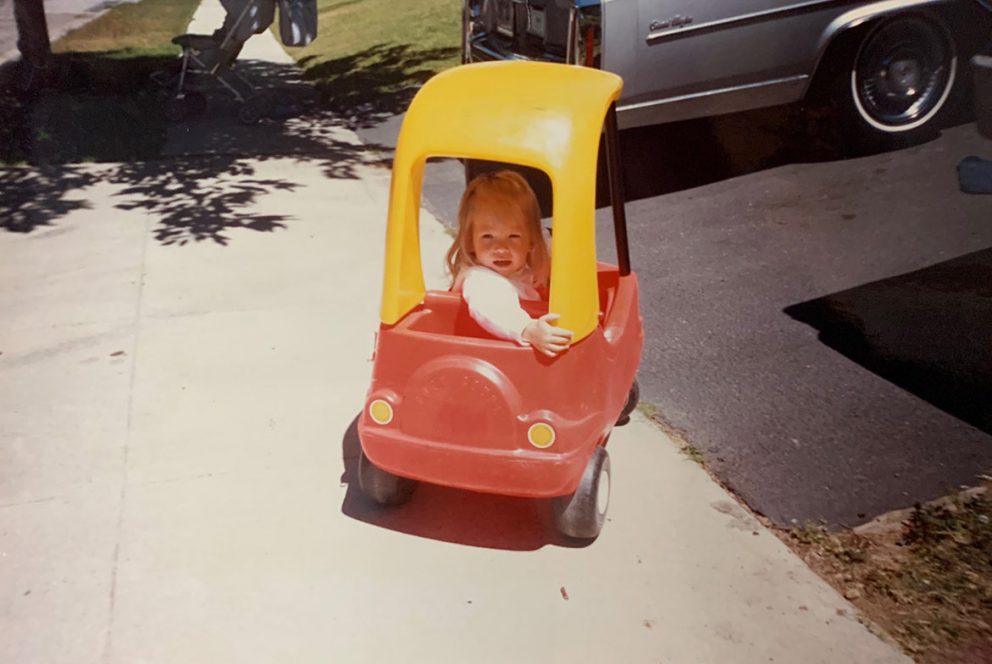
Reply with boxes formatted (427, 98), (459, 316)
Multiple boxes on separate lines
(446, 170), (549, 287)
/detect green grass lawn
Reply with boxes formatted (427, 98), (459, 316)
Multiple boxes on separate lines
(289, 0), (459, 66)
(284, 0), (461, 125)
(53, 0), (199, 57)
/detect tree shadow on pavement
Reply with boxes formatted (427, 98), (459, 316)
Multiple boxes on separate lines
(785, 247), (992, 435)
(338, 415), (573, 551)
(0, 52), (391, 244)
(0, 156), (302, 244)
(299, 43), (459, 130)
(108, 156), (299, 246)
(0, 166), (100, 234)
(1, 54), (179, 164)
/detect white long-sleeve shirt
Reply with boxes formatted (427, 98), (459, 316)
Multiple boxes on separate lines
(454, 266), (541, 346)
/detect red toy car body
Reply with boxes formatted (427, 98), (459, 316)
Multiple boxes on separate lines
(357, 61), (643, 540)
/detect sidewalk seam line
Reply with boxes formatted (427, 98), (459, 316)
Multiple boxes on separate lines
(100, 201), (152, 664)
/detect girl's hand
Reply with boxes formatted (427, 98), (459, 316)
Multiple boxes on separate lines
(522, 313), (573, 358)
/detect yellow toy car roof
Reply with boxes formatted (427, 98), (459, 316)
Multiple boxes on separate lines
(380, 61), (624, 342)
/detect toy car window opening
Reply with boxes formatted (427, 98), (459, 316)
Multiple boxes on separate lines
(380, 62), (631, 344)
(432, 151), (628, 344)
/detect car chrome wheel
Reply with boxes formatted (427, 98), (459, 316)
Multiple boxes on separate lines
(851, 16), (957, 133)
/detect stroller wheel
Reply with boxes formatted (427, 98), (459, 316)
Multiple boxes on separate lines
(149, 65), (179, 90)
(165, 96), (189, 122)
(238, 96), (268, 125)
(164, 92), (207, 122)
(185, 91), (208, 118)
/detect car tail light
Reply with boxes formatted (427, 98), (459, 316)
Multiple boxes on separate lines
(568, 4), (601, 68)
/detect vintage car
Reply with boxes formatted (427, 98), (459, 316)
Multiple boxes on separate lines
(357, 61), (643, 541)
(463, 0), (992, 147)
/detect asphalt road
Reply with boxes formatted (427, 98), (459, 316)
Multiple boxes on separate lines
(596, 118), (992, 528)
(363, 105), (992, 529)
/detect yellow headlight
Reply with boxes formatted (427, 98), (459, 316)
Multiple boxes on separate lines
(527, 422), (556, 449)
(369, 399), (394, 425)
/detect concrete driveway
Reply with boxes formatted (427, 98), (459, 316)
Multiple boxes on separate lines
(594, 121), (992, 528)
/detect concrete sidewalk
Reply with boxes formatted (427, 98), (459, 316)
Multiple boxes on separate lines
(0, 3), (912, 663)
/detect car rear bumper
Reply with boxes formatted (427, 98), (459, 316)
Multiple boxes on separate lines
(358, 419), (591, 498)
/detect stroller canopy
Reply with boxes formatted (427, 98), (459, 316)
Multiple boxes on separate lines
(220, 0), (317, 46)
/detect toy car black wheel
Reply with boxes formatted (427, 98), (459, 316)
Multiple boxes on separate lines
(616, 379), (639, 426)
(358, 449), (417, 506)
(554, 446), (611, 540)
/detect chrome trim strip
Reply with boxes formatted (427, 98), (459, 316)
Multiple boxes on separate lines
(461, 0), (470, 64)
(469, 39), (565, 63)
(619, 74), (810, 111)
(646, 0), (848, 43)
(822, 0), (952, 38)
(566, 6), (577, 65)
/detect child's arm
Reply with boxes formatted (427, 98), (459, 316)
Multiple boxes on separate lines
(461, 268), (572, 357)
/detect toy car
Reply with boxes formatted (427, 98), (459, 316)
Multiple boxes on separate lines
(357, 61), (643, 540)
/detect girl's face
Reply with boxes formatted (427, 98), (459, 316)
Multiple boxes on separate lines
(469, 202), (532, 278)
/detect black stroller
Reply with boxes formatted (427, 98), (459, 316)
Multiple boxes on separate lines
(161, 0), (317, 124)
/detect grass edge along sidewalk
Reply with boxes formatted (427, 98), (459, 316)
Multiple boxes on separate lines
(641, 399), (992, 664)
(782, 483), (992, 663)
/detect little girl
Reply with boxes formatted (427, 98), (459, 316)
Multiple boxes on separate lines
(446, 170), (573, 358)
